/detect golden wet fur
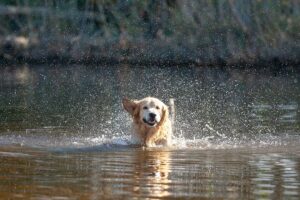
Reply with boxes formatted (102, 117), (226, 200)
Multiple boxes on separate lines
(122, 97), (172, 147)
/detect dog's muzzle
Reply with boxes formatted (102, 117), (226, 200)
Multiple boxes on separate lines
(143, 113), (158, 127)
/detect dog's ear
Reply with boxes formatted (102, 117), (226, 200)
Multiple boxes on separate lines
(158, 105), (169, 127)
(122, 98), (138, 116)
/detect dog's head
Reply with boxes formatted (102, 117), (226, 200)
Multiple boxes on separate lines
(122, 97), (168, 127)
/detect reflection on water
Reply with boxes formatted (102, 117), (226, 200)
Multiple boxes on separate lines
(132, 150), (171, 198)
(0, 64), (300, 199)
(0, 146), (299, 199)
(250, 153), (300, 199)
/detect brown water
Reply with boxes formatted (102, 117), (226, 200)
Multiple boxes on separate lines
(0, 64), (300, 199)
(1, 146), (300, 199)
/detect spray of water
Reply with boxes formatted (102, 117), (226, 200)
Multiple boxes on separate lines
(0, 65), (299, 151)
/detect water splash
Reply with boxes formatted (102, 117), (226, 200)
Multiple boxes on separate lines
(0, 65), (299, 151)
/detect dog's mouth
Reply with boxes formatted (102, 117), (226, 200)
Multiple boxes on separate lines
(143, 118), (157, 127)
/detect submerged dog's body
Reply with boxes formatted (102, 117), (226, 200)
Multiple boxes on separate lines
(123, 97), (172, 147)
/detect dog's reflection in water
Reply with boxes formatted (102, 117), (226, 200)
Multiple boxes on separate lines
(132, 150), (171, 198)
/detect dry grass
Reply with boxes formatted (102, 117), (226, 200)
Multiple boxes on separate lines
(0, 0), (299, 65)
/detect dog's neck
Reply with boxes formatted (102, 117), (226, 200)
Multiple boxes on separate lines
(138, 123), (156, 133)
(138, 123), (159, 146)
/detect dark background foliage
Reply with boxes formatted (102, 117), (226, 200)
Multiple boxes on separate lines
(0, 0), (299, 65)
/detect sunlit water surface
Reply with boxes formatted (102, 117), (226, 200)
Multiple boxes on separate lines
(0, 64), (299, 199)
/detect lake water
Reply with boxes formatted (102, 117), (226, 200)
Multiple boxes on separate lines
(0, 64), (299, 199)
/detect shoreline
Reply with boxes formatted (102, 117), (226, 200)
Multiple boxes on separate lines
(1, 53), (299, 69)
(1, 41), (299, 69)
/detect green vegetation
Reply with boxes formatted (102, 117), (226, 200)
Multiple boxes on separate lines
(0, 0), (299, 65)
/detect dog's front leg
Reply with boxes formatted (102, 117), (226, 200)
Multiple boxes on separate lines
(144, 131), (155, 147)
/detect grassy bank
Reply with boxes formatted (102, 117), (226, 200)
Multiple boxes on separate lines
(0, 0), (300, 66)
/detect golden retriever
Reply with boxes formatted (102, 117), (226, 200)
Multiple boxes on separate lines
(122, 97), (172, 147)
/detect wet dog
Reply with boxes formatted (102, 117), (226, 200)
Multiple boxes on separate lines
(122, 97), (172, 147)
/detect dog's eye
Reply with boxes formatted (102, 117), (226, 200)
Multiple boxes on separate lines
(143, 106), (148, 110)
(156, 106), (160, 110)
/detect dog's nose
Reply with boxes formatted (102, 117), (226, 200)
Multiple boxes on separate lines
(149, 113), (156, 119)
